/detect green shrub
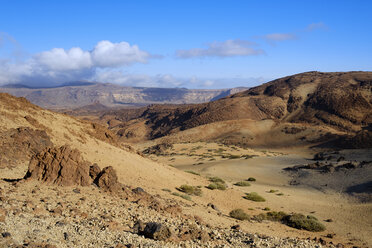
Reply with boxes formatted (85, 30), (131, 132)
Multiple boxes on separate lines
(185, 170), (200, 176)
(263, 207), (271, 211)
(209, 177), (225, 184)
(265, 211), (288, 221)
(162, 188), (171, 192)
(283, 214), (326, 232)
(206, 183), (218, 190)
(276, 193), (284, 196)
(234, 181), (251, 187)
(229, 209), (250, 220)
(177, 185), (202, 196)
(206, 182), (226, 190)
(247, 177), (256, 182)
(244, 192), (266, 202)
(172, 192), (192, 201)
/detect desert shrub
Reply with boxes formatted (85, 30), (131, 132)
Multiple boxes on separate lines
(206, 183), (218, 190)
(172, 192), (192, 201)
(209, 177), (225, 184)
(251, 213), (266, 222)
(283, 214), (325, 232)
(244, 192), (266, 202)
(247, 177), (256, 182)
(265, 211), (288, 221)
(263, 207), (271, 211)
(234, 181), (251, 187)
(177, 185), (202, 196)
(276, 193), (284, 196)
(185, 170), (200, 176)
(229, 209), (250, 220)
(206, 182), (226, 190)
(162, 188), (171, 192)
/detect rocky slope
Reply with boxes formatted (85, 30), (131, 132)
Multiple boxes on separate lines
(0, 83), (248, 109)
(98, 71), (372, 148)
(0, 93), (344, 247)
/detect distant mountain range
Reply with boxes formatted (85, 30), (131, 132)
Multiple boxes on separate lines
(0, 82), (248, 109)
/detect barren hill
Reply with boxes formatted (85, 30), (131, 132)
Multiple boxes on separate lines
(99, 71), (372, 148)
(0, 82), (248, 109)
(1, 92), (347, 247)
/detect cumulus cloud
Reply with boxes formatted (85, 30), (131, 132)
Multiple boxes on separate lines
(0, 40), (153, 86)
(35, 47), (92, 71)
(91, 40), (150, 67)
(176, 39), (265, 58)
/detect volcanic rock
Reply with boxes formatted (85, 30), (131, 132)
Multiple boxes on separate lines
(142, 222), (172, 241)
(24, 145), (92, 186)
(93, 166), (122, 193)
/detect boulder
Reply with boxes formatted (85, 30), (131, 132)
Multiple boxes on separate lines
(143, 222), (172, 241)
(24, 145), (92, 186)
(94, 166), (122, 193)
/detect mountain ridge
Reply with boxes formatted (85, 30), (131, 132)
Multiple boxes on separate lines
(0, 82), (249, 109)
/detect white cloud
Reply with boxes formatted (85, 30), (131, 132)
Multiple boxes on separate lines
(91, 40), (150, 67)
(35, 47), (92, 71)
(176, 39), (264, 58)
(263, 33), (297, 41)
(0, 39), (153, 86)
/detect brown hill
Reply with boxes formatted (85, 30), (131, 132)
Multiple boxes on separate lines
(97, 71), (372, 148)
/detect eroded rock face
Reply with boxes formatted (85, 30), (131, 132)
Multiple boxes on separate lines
(24, 145), (92, 186)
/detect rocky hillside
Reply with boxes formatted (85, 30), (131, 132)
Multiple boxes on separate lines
(0, 82), (248, 109)
(0, 93), (343, 247)
(98, 71), (372, 148)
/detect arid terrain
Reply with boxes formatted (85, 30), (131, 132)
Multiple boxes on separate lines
(0, 82), (247, 109)
(1, 71), (371, 248)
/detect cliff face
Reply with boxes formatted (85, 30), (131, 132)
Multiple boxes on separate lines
(0, 83), (248, 109)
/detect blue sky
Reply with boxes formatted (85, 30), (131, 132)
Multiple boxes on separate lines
(0, 0), (371, 88)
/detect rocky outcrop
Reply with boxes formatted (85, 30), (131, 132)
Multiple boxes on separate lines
(24, 145), (92, 186)
(93, 166), (122, 193)
(24, 146), (125, 193)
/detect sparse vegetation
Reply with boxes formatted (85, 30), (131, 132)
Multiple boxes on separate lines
(177, 184), (202, 196)
(171, 192), (192, 201)
(276, 193), (284, 196)
(244, 192), (266, 202)
(247, 177), (256, 182)
(253, 211), (326, 232)
(206, 183), (226, 190)
(207, 177), (227, 190)
(161, 188), (171, 192)
(209, 176), (225, 184)
(229, 209), (250, 220)
(185, 170), (200, 176)
(284, 214), (326, 232)
(234, 181), (251, 187)
(263, 207), (271, 211)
